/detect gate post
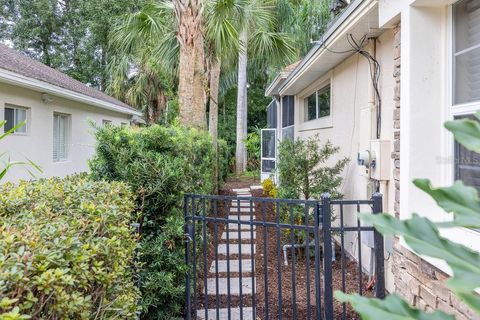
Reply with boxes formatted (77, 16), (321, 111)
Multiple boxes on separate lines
(184, 195), (193, 320)
(372, 193), (386, 299)
(321, 193), (334, 320)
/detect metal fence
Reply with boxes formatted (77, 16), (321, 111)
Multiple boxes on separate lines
(184, 193), (385, 320)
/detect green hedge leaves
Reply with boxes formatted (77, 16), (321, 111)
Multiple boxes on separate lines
(0, 175), (139, 319)
(89, 124), (227, 319)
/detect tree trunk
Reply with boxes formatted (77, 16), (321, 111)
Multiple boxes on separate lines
(235, 29), (248, 175)
(209, 57), (221, 192)
(173, 0), (206, 129)
(209, 58), (221, 146)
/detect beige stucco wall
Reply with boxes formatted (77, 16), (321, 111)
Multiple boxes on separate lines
(287, 29), (396, 292)
(0, 82), (132, 182)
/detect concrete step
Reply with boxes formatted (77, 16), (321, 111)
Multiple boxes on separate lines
(206, 277), (254, 295)
(232, 188), (250, 193)
(196, 307), (254, 320)
(228, 223), (255, 231)
(230, 207), (252, 213)
(209, 259), (254, 273)
(250, 185), (263, 191)
(221, 231), (256, 240)
(218, 244), (256, 256)
(228, 215), (253, 221)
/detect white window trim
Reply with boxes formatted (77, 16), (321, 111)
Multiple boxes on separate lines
(4, 104), (29, 135)
(53, 112), (71, 163)
(298, 73), (333, 131)
(441, 1), (480, 251)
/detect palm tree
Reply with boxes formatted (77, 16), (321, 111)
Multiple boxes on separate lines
(107, 2), (178, 124)
(173, 0), (207, 129)
(233, 0), (296, 175)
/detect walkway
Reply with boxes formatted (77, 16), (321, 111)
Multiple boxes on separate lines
(197, 187), (260, 320)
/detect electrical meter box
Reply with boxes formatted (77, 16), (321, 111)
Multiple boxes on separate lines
(370, 140), (391, 181)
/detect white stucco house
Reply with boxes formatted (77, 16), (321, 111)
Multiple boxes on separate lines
(0, 44), (142, 182)
(263, 0), (479, 318)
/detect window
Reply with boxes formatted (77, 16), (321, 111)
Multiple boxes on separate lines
(453, 0), (480, 104)
(266, 100), (277, 129)
(304, 85), (331, 121)
(53, 113), (70, 162)
(4, 105), (27, 134)
(452, 1), (480, 190)
(282, 95), (294, 140)
(103, 119), (112, 126)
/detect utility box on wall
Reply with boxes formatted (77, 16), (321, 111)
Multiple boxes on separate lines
(370, 140), (391, 181)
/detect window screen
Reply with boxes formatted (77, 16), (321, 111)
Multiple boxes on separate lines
(282, 95), (294, 128)
(53, 113), (70, 162)
(453, 0), (480, 105)
(267, 100), (277, 129)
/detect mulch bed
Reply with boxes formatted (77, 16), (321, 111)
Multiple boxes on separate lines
(253, 190), (373, 320)
(192, 180), (373, 319)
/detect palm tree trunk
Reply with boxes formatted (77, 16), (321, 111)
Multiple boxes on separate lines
(209, 58), (221, 146)
(174, 0), (206, 129)
(235, 29), (248, 175)
(209, 57), (221, 192)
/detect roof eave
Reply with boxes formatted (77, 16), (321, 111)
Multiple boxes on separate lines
(265, 72), (289, 97)
(278, 0), (380, 96)
(0, 68), (142, 117)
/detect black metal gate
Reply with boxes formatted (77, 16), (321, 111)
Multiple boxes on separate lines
(184, 193), (385, 320)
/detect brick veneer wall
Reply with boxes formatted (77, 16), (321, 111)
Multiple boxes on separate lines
(390, 23), (479, 320)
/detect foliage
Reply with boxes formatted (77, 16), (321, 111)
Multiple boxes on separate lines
(244, 129), (261, 172)
(277, 135), (349, 200)
(262, 177), (278, 198)
(0, 121), (41, 181)
(89, 124), (228, 319)
(337, 112), (480, 318)
(0, 174), (139, 319)
(0, 0), (139, 89)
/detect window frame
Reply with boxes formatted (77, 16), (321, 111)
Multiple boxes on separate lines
(303, 84), (331, 123)
(53, 112), (71, 163)
(4, 104), (28, 135)
(299, 75), (333, 130)
(447, 1), (480, 187)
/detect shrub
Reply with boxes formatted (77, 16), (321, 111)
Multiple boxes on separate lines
(244, 130), (261, 172)
(262, 177), (278, 198)
(89, 124), (227, 319)
(277, 136), (349, 200)
(0, 174), (139, 319)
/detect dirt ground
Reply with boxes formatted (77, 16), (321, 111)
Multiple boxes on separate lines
(193, 180), (373, 319)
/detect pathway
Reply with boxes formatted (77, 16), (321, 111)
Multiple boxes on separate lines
(197, 187), (259, 320)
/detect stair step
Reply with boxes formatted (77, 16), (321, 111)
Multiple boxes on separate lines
(209, 259), (254, 273)
(206, 277), (254, 295)
(196, 307), (254, 320)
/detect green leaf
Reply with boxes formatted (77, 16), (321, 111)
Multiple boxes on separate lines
(360, 213), (480, 312)
(444, 112), (480, 153)
(414, 179), (480, 228)
(335, 292), (454, 320)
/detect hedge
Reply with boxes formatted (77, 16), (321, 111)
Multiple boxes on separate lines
(0, 175), (139, 319)
(89, 124), (227, 319)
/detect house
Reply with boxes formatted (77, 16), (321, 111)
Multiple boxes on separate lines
(0, 44), (142, 182)
(263, 0), (478, 318)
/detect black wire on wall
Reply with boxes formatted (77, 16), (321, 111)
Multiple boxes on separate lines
(318, 34), (383, 139)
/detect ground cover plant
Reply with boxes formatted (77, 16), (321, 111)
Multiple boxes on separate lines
(0, 174), (139, 319)
(89, 124), (228, 319)
(337, 113), (480, 318)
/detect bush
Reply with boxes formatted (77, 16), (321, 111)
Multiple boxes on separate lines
(0, 174), (139, 319)
(244, 130), (261, 172)
(262, 177), (278, 198)
(89, 124), (227, 319)
(277, 136), (349, 200)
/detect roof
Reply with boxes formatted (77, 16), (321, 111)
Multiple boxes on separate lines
(267, 0), (381, 97)
(265, 60), (302, 96)
(0, 44), (140, 116)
